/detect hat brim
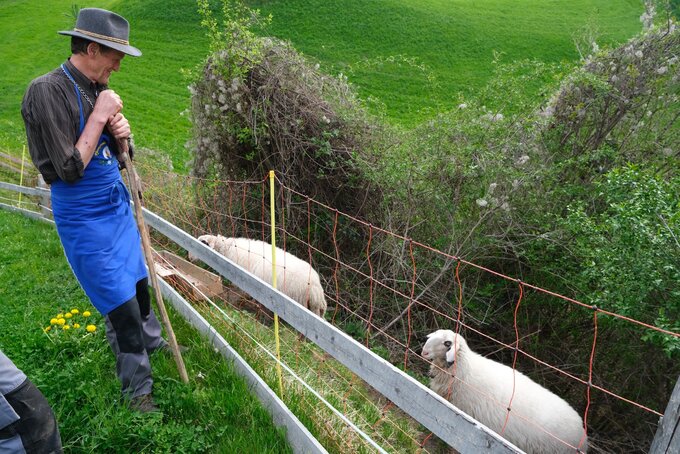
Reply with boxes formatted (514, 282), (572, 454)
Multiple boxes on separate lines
(58, 30), (142, 57)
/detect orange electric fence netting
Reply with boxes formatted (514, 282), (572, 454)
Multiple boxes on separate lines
(135, 161), (679, 453)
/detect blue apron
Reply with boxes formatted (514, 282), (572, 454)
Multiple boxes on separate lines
(50, 64), (147, 315)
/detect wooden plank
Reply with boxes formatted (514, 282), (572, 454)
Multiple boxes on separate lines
(0, 160), (22, 175)
(0, 202), (53, 225)
(153, 261), (176, 278)
(151, 250), (224, 302)
(0, 181), (50, 197)
(157, 276), (329, 454)
(36, 175), (52, 220)
(650, 375), (680, 453)
(0, 152), (23, 166)
(157, 250), (224, 298)
(143, 207), (524, 454)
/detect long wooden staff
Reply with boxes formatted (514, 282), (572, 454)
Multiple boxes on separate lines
(119, 140), (189, 383)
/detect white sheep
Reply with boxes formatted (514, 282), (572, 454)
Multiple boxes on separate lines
(421, 329), (587, 454)
(193, 235), (327, 318)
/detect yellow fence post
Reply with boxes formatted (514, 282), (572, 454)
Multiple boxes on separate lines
(270, 170), (284, 398)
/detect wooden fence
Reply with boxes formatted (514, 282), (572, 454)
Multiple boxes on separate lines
(1, 179), (678, 454)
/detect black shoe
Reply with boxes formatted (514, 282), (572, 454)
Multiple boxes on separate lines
(129, 394), (160, 413)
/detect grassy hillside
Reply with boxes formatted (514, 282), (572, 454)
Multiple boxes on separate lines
(0, 0), (642, 170)
(249, 0), (643, 123)
(0, 0), (208, 172)
(0, 209), (292, 453)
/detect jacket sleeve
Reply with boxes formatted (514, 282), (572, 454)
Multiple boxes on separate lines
(0, 350), (25, 430)
(22, 80), (85, 183)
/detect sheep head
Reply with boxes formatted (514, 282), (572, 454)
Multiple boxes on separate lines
(197, 234), (219, 249)
(422, 329), (467, 368)
(188, 234), (220, 262)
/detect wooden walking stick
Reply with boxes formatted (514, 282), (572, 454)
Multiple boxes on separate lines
(119, 139), (189, 384)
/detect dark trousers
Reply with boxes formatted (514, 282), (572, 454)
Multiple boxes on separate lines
(104, 278), (165, 399)
(0, 379), (62, 454)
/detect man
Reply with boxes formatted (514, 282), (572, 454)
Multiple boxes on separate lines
(21, 8), (166, 412)
(0, 349), (62, 453)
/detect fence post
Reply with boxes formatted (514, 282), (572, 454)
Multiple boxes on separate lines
(37, 174), (51, 220)
(269, 170), (284, 398)
(650, 375), (680, 453)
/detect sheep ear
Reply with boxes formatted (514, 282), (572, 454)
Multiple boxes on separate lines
(445, 341), (457, 364)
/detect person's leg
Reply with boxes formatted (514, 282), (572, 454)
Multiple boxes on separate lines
(134, 278), (166, 352)
(104, 297), (153, 400)
(0, 379), (62, 453)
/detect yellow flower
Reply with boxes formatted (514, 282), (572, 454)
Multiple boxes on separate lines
(71, 309), (79, 314)
(65, 313), (73, 319)
(83, 311), (91, 317)
(62, 325), (70, 330)
(73, 323), (80, 329)
(50, 318), (58, 325)
(86, 325), (96, 333)
(44, 326), (52, 332)
(56, 313), (64, 318)
(57, 318), (66, 325)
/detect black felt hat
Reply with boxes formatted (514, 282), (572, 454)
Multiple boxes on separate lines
(58, 8), (142, 57)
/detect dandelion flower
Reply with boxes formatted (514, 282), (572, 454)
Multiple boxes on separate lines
(57, 313), (64, 319)
(50, 318), (58, 325)
(83, 311), (91, 317)
(71, 309), (79, 314)
(86, 325), (97, 333)
(44, 326), (52, 333)
(57, 318), (66, 326)
(73, 323), (80, 329)
(65, 313), (73, 319)
(63, 325), (70, 330)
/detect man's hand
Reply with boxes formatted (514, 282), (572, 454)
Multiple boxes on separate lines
(108, 112), (131, 141)
(93, 89), (123, 124)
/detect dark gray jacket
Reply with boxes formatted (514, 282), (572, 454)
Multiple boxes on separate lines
(0, 349), (26, 431)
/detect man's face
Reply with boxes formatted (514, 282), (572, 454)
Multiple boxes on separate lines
(90, 46), (125, 85)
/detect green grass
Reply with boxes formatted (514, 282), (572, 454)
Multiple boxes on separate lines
(0, 209), (292, 453)
(0, 0), (208, 172)
(0, 204), (431, 452)
(0, 0), (642, 168)
(195, 299), (429, 453)
(248, 0), (642, 123)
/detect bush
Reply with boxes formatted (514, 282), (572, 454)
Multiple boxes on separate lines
(190, 0), (384, 241)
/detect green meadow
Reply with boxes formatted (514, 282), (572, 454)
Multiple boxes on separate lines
(249, 0), (643, 122)
(0, 209), (293, 453)
(0, 0), (643, 170)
